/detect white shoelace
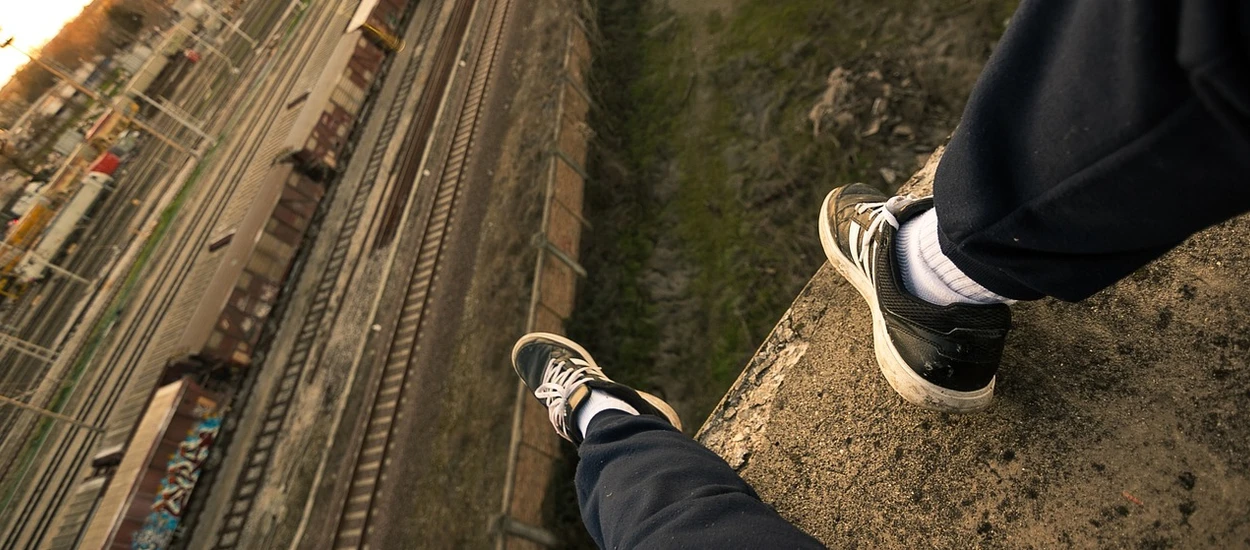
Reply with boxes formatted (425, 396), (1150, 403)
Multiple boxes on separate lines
(534, 357), (604, 438)
(855, 195), (918, 244)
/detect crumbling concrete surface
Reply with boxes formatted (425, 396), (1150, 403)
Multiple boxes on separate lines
(699, 152), (1250, 548)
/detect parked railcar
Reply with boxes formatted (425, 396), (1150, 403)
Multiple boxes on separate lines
(299, 33), (388, 173)
(78, 380), (224, 549)
(186, 169), (325, 369)
(46, 2), (419, 546)
(15, 172), (114, 285)
(165, 0), (413, 380)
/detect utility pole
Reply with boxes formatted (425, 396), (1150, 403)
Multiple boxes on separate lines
(131, 92), (214, 142)
(0, 330), (58, 364)
(178, 24), (239, 71)
(120, 23), (179, 98)
(189, 1), (258, 47)
(0, 36), (199, 157)
(120, 24), (223, 140)
(0, 241), (93, 285)
(0, 170), (107, 286)
(0, 392), (103, 433)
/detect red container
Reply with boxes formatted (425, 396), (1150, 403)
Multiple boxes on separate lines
(90, 152), (122, 176)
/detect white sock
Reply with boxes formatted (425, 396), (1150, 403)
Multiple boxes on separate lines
(895, 209), (1014, 306)
(575, 390), (639, 439)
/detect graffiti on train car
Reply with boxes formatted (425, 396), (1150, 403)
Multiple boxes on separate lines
(132, 407), (222, 550)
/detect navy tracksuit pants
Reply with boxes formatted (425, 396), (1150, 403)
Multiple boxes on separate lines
(935, 0), (1250, 301)
(576, 411), (825, 549)
(574, 1), (1250, 548)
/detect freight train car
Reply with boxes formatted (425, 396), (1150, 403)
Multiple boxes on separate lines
(0, 198), (55, 297)
(42, 3), (418, 546)
(1, 153), (118, 294)
(90, 151), (123, 176)
(296, 0), (407, 174)
(352, 0), (408, 52)
(75, 379), (223, 550)
(166, 0), (412, 378)
(15, 172), (113, 284)
(85, 101), (140, 152)
(172, 166), (325, 370)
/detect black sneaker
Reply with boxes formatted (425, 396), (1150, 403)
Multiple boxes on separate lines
(511, 332), (683, 444)
(819, 184), (1011, 412)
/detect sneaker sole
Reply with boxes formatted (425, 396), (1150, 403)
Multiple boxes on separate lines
(511, 332), (684, 430)
(638, 391), (684, 432)
(819, 189), (993, 413)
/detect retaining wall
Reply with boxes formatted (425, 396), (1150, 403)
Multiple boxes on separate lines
(495, 9), (594, 549)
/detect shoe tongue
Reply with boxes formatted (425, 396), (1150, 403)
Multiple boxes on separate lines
(556, 351), (588, 370)
(895, 196), (935, 224)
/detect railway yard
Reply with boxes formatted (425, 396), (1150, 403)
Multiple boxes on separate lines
(0, 0), (586, 547)
(11, 1), (1249, 548)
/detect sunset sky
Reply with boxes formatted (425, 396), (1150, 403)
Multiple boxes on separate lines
(1, 0), (97, 88)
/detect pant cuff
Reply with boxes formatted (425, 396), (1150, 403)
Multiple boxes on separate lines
(935, 229), (1046, 301)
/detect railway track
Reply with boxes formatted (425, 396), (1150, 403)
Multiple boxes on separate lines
(0, 51), (242, 493)
(0, 0), (287, 471)
(374, 0), (479, 248)
(329, 0), (513, 546)
(204, 2), (444, 547)
(0, 34), (250, 453)
(0, 3), (341, 547)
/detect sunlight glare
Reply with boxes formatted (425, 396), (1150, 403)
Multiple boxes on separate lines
(1, 0), (99, 89)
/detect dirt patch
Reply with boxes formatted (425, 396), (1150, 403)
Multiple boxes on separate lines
(572, 0), (1017, 433)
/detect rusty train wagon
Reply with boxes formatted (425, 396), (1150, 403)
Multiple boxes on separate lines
(170, 0), (410, 376)
(171, 168), (326, 371)
(40, 4), (416, 547)
(304, 0), (407, 171)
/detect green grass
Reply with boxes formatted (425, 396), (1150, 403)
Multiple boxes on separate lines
(60, 145), (217, 408)
(0, 144), (216, 514)
(556, 0), (1018, 545)
(0, 0), (316, 517)
(283, 2), (311, 41)
(652, 42), (775, 390)
(572, 0), (1020, 421)
(571, 2), (849, 416)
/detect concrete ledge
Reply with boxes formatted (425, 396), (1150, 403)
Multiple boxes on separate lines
(698, 156), (1250, 547)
